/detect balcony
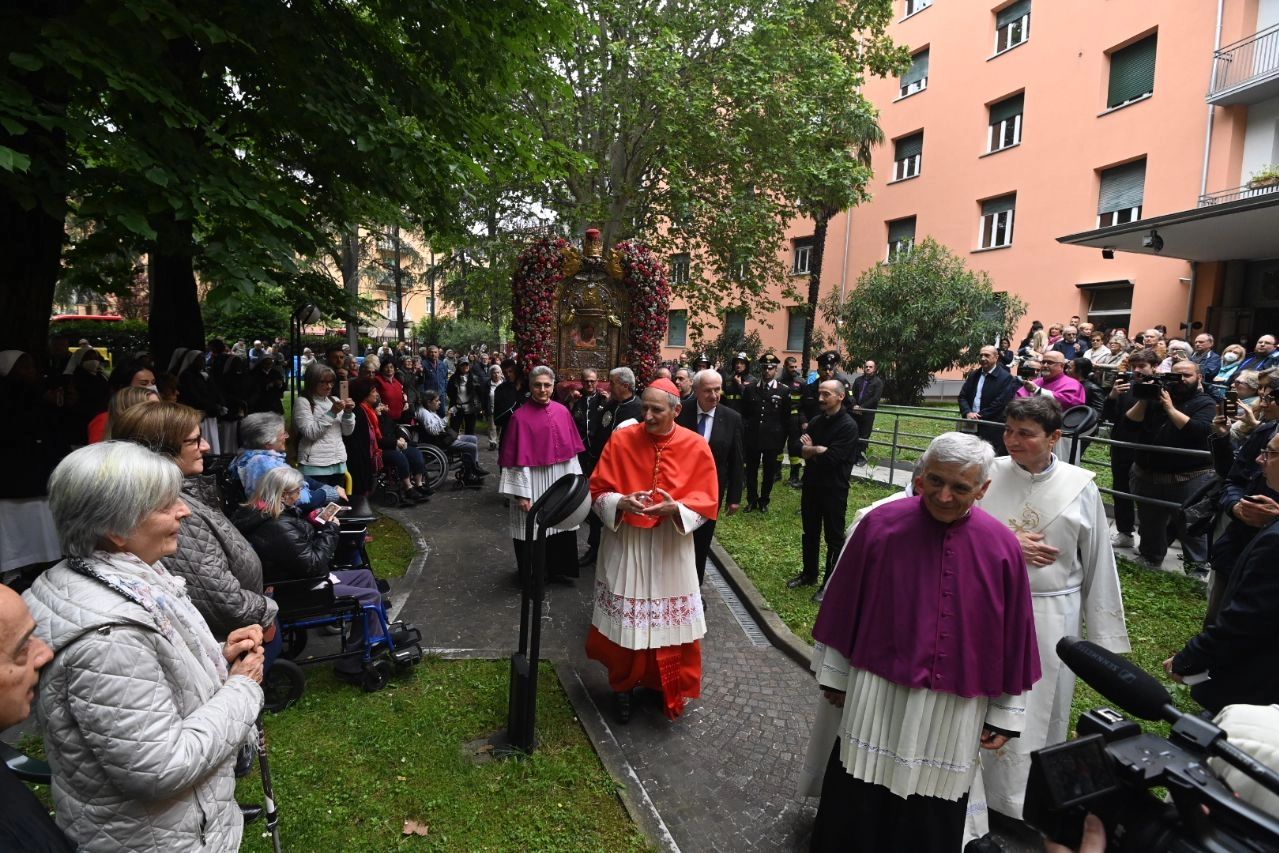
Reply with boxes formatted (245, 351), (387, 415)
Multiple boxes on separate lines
(1208, 24), (1279, 105)
(1198, 180), (1279, 207)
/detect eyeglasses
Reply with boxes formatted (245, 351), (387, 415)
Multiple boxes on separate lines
(181, 435), (204, 447)
(1258, 448), (1279, 462)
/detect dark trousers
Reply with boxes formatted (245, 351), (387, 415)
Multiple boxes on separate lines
(801, 484), (847, 583)
(853, 413), (875, 459)
(692, 519), (716, 586)
(1111, 447), (1135, 535)
(451, 409), (478, 436)
(1130, 464), (1213, 563)
(810, 739), (967, 853)
(745, 445), (782, 505)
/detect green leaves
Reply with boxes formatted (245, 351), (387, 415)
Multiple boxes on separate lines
(0, 144), (31, 173)
(825, 238), (1028, 404)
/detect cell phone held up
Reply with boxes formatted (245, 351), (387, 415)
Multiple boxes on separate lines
(1224, 388), (1239, 419)
(318, 502), (342, 523)
(338, 379), (350, 402)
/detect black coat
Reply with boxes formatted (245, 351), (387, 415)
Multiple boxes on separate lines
(957, 365), (1019, 422)
(232, 505), (338, 584)
(744, 379), (790, 450)
(1172, 520), (1279, 712)
(676, 403), (745, 508)
(573, 391), (608, 466)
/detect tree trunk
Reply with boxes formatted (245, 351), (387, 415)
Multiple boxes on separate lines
(0, 196), (65, 359)
(148, 215), (204, 370)
(801, 212), (833, 371)
(343, 229), (360, 350)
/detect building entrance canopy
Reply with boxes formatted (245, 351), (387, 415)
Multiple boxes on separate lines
(1057, 192), (1279, 262)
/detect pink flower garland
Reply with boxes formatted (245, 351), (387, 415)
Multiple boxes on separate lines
(512, 236), (670, 384)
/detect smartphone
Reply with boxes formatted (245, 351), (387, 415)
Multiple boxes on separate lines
(318, 502), (342, 523)
(1225, 389), (1239, 419)
(338, 379), (349, 401)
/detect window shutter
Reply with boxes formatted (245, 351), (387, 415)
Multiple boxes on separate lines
(982, 195), (1016, 216)
(1098, 160), (1146, 214)
(988, 93), (1024, 125)
(887, 217), (917, 243)
(996, 0), (1031, 28)
(895, 132), (923, 160)
(1107, 36), (1157, 107)
(902, 50), (929, 86)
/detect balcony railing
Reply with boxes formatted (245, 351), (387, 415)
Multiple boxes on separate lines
(1209, 24), (1279, 105)
(1197, 180), (1279, 207)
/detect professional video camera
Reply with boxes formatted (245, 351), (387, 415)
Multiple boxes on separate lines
(1018, 362), (1041, 380)
(1023, 638), (1279, 851)
(1129, 372), (1181, 401)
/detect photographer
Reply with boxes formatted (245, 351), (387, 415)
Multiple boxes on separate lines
(1101, 349), (1160, 549)
(1123, 359), (1216, 572)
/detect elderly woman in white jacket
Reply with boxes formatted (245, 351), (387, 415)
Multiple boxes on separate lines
(24, 441), (264, 853)
(293, 362), (356, 489)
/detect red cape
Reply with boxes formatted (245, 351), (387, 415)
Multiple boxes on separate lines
(590, 424), (719, 528)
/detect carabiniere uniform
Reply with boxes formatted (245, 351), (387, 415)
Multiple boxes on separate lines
(743, 356), (791, 512)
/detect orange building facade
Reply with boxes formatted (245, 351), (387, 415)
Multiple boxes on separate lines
(662, 0), (1279, 368)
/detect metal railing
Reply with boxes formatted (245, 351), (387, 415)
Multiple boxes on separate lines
(856, 404), (1213, 512)
(1197, 181), (1279, 207)
(1209, 24), (1279, 99)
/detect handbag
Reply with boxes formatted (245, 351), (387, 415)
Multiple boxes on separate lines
(1182, 476), (1226, 538)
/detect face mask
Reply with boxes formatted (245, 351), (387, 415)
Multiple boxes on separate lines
(1223, 352), (1239, 364)
(145, 384), (158, 394)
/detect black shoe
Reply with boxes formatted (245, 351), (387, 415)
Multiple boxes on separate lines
(854, 456), (867, 466)
(578, 551), (597, 568)
(240, 803), (264, 826)
(409, 486), (431, 501)
(743, 501), (757, 513)
(786, 574), (817, 589)
(613, 691), (632, 724)
(757, 501), (769, 513)
(471, 465), (491, 476)
(788, 478), (802, 489)
(488, 441), (497, 451)
(462, 476), (484, 489)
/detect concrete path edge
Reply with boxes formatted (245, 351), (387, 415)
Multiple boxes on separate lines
(709, 540), (814, 671)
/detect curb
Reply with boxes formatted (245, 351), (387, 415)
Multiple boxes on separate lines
(554, 661), (682, 853)
(708, 541), (814, 671)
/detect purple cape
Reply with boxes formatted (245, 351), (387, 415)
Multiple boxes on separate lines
(812, 496), (1041, 699)
(498, 398), (585, 468)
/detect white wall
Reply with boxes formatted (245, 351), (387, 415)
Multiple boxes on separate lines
(1244, 97), (1279, 173)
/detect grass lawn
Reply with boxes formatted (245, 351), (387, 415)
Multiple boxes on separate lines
(238, 660), (649, 852)
(717, 479), (1211, 735)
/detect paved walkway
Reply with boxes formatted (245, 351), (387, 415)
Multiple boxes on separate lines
(386, 451), (1174, 852)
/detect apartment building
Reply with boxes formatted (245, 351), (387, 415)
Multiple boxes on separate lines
(663, 0), (1279, 365)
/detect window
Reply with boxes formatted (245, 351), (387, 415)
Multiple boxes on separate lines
(1097, 159), (1146, 228)
(669, 252), (691, 285)
(887, 217), (917, 261)
(725, 311), (746, 337)
(1081, 282), (1133, 334)
(893, 132), (923, 180)
(793, 238), (815, 274)
(987, 93), (1023, 152)
(979, 194), (1016, 249)
(994, 1), (1030, 54)
(667, 310), (688, 347)
(786, 308), (806, 351)
(1107, 34), (1157, 109)
(904, 0), (931, 16)
(899, 49), (929, 98)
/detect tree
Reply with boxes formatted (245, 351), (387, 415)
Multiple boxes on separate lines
(823, 238), (1027, 405)
(0, 0), (571, 362)
(513, 0), (907, 333)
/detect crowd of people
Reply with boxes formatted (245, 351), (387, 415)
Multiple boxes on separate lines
(3, 321), (1278, 852)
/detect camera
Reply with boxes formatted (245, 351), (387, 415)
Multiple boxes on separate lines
(1018, 363), (1040, 380)
(1130, 373), (1179, 400)
(1023, 639), (1279, 852)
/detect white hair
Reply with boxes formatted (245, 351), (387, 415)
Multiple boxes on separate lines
(609, 366), (636, 391)
(239, 412), (285, 450)
(643, 387), (681, 409)
(529, 365), (556, 383)
(247, 465), (305, 518)
(48, 442), (182, 557)
(691, 369), (719, 391)
(920, 432), (996, 482)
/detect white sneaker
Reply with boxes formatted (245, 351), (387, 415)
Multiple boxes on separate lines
(1111, 532), (1135, 548)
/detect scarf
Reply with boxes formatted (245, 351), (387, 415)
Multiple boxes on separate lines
(80, 550), (227, 685)
(360, 402), (384, 471)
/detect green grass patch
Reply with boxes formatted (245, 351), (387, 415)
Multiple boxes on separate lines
(714, 477), (898, 642)
(365, 516), (415, 580)
(239, 660), (650, 852)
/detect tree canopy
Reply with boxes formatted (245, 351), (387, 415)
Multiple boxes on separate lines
(823, 238), (1027, 404)
(0, 0), (570, 359)
(510, 0), (907, 337)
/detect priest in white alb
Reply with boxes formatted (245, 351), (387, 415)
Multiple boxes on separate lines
(971, 394), (1129, 829)
(585, 377), (718, 725)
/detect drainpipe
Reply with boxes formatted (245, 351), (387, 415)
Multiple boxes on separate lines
(1185, 265), (1198, 334)
(1200, 0), (1226, 199)
(838, 207), (852, 306)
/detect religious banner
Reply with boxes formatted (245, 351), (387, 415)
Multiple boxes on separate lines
(511, 229), (669, 383)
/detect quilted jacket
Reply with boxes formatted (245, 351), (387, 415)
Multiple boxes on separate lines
(24, 561), (262, 853)
(166, 479), (277, 640)
(231, 505), (338, 583)
(293, 394), (354, 468)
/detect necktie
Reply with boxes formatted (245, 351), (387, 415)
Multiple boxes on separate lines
(698, 412), (709, 438)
